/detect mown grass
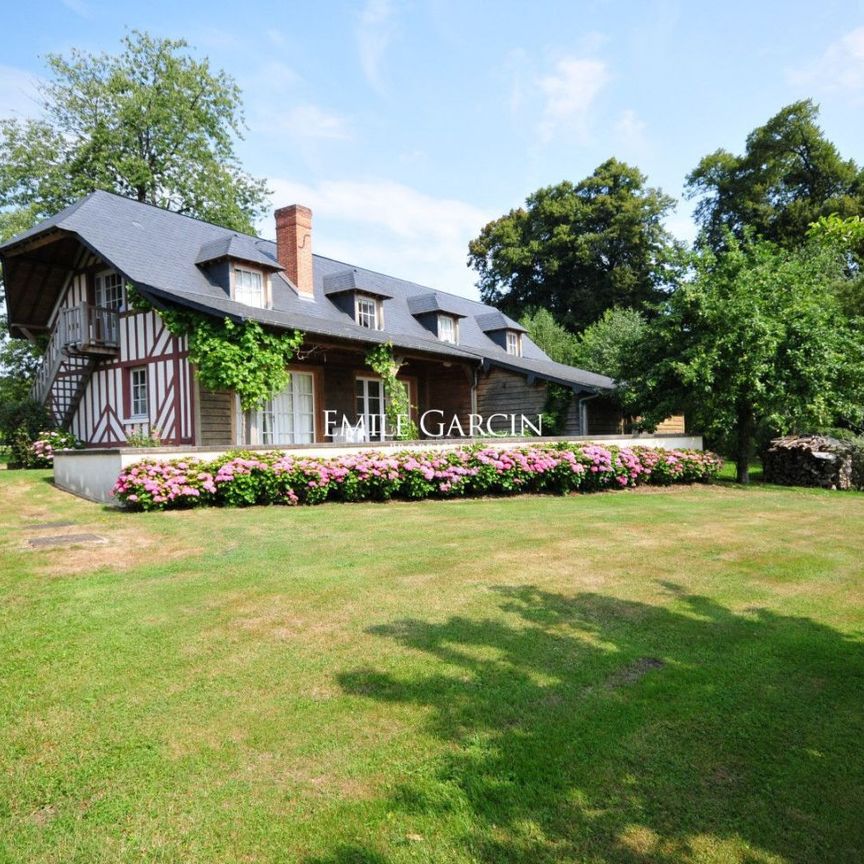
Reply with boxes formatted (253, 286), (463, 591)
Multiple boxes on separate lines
(1, 470), (863, 863)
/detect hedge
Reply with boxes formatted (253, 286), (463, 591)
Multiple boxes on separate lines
(112, 444), (723, 512)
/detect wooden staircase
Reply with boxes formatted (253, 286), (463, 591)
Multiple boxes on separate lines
(32, 303), (120, 429)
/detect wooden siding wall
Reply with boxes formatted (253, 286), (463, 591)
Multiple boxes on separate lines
(475, 366), (587, 435)
(562, 397), (584, 436)
(655, 414), (686, 434)
(423, 363), (473, 434)
(196, 386), (234, 445)
(56, 271), (195, 447)
(476, 367), (547, 421)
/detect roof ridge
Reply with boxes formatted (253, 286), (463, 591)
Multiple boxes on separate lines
(87, 189), (274, 242)
(312, 252), (486, 307)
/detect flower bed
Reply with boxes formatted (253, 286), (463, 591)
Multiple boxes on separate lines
(112, 444), (722, 511)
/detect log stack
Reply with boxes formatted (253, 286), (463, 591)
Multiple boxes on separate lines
(762, 435), (854, 490)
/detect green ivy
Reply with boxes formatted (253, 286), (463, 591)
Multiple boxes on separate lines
(365, 342), (419, 440)
(540, 383), (574, 435)
(128, 287), (303, 410)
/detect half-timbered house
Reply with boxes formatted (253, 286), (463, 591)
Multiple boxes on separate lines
(1, 191), (682, 447)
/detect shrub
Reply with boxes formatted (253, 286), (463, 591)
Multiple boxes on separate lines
(112, 444), (723, 512)
(0, 399), (53, 445)
(13, 429), (83, 468)
(125, 426), (164, 447)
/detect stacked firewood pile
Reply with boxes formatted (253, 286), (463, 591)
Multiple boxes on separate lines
(763, 435), (855, 490)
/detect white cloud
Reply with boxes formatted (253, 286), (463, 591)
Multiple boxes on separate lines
(503, 47), (529, 115)
(278, 105), (353, 140)
(60, 0), (92, 18)
(614, 108), (646, 144)
(0, 65), (42, 118)
(787, 26), (864, 97)
(261, 178), (492, 297)
(537, 57), (609, 142)
(357, 0), (398, 93)
(252, 59), (301, 90)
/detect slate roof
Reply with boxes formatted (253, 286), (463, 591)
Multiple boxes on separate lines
(195, 234), (281, 270)
(322, 269), (394, 298)
(407, 293), (468, 318)
(475, 310), (527, 333)
(0, 190), (615, 393)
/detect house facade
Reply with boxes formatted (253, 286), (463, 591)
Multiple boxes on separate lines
(2, 192), (681, 448)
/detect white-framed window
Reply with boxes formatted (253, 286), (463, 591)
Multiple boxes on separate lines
(130, 367), (149, 419)
(438, 314), (458, 343)
(355, 294), (381, 329)
(255, 372), (315, 445)
(234, 267), (265, 307)
(355, 376), (387, 441)
(95, 270), (124, 311)
(506, 331), (522, 357)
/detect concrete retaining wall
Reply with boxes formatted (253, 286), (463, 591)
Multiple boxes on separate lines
(53, 433), (704, 504)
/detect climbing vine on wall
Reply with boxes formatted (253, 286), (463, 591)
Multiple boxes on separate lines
(365, 342), (419, 440)
(540, 382), (574, 435)
(128, 288), (303, 410)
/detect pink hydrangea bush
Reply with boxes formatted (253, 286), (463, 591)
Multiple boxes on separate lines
(111, 460), (216, 509)
(28, 430), (83, 467)
(112, 444), (723, 511)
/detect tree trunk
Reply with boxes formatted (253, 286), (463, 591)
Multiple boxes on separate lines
(735, 403), (754, 484)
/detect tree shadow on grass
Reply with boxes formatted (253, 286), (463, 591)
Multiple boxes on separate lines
(330, 584), (864, 863)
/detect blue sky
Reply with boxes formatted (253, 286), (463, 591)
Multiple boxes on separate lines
(2, 1), (863, 297)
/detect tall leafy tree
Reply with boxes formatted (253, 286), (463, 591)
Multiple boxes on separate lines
(520, 308), (581, 366)
(808, 214), (864, 317)
(570, 307), (646, 380)
(469, 159), (678, 332)
(0, 30), (268, 405)
(0, 30), (268, 235)
(621, 236), (864, 482)
(686, 100), (864, 251)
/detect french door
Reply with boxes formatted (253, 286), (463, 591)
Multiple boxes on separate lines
(255, 372), (315, 445)
(355, 376), (387, 441)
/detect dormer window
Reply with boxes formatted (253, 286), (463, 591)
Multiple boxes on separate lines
(355, 294), (382, 329)
(437, 314), (458, 344)
(506, 331), (522, 356)
(233, 266), (266, 308)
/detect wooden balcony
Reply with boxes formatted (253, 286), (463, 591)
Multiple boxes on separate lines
(32, 303), (120, 415)
(58, 302), (120, 354)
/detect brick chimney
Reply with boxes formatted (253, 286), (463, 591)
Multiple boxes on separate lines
(275, 204), (314, 298)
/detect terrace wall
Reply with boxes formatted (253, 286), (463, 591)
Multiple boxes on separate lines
(53, 433), (704, 503)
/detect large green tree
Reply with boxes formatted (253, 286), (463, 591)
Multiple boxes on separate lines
(621, 236), (864, 482)
(519, 308), (581, 366)
(686, 100), (864, 251)
(521, 305), (646, 380)
(469, 159), (678, 332)
(570, 307), (646, 380)
(0, 30), (268, 236)
(0, 30), (268, 406)
(808, 214), (864, 317)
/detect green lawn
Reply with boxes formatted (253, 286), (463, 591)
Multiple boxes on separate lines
(1, 470), (863, 864)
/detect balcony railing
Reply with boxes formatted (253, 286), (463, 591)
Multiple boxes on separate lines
(31, 303), (120, 407)
(59, 303), (120, 351)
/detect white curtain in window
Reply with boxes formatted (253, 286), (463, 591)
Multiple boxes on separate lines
(255, 372), (315, 444)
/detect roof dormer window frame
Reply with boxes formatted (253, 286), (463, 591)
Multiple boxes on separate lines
(437, 313), (458, 344)
(355, 293), (383, 330)
(506, 330), (523, 357)
(231, 264), (270, 309)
